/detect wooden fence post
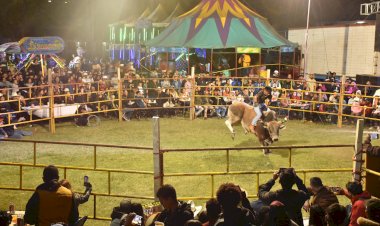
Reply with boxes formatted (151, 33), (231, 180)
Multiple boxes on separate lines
(47, 66), (56, 134)
(153, 116), (163, 200)
(337, 75), (346, 128)
(353, 119), (364, 182)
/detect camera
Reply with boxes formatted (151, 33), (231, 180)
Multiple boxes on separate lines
(84, 175), (89, 187)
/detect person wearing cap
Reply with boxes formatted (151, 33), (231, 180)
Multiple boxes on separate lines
(24, 165), (78, 226)
(249, 86), (272, 133)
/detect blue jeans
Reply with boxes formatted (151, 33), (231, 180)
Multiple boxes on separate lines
(122, 108), (134, 120)
(216, 107), (227, 117)
(10, 130), (32, 139)
(252, 104), (264, 126)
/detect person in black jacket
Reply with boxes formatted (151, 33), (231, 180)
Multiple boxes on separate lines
(149, 184), (193, 226)
(214, 183), (257, 226)
(258, 168), (310, 226)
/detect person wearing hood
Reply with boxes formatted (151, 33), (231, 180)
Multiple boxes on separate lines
(149, 184), (193, 226)
(24, 165), (77, 226)
(339, 182), (371, 226)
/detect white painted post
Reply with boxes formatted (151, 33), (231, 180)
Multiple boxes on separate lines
(153, 116), (163, 200)
(353, 119), (365, 182)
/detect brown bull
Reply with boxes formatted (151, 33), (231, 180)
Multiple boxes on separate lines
(225, 102), (285, 154)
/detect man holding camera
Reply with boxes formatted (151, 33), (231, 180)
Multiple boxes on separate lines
(258, 168), (310, 226)
(24, 165), (78, 226)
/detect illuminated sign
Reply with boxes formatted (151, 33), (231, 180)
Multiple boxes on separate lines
(150, 47), (187, 53)
(281, 46), (295, 53)
(236, 47), (261, 54)
(19, 37), (65, 54)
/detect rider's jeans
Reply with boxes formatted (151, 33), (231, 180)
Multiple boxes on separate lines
(252, 106), (262, 126)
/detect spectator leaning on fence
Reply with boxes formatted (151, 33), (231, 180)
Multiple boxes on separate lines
(338, 181), (371, 226)
(24, 165), (78, 226)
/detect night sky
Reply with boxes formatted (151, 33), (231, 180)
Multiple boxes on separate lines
(0, 0), (374, 43)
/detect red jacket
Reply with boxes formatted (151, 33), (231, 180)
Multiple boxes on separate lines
(348, 191), (371, 226)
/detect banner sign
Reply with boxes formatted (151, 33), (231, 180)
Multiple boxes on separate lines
(236, 47), (261, 54)
(280, 46), (295, 53)
(19, 37), (65, 54)
(150, 47), (187, 53)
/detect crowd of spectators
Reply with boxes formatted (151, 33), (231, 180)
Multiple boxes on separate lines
(2, 54), (380, 132)
(1, 165), (378, 226)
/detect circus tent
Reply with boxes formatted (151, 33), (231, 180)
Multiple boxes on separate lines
(146, 0), (294, 49)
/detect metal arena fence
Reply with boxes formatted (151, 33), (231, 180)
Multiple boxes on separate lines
(1, 72), (380, 132)
(0, 118), (370, 222)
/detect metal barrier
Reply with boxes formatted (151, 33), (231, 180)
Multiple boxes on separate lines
(0, 115), (369, 223)
(159, 145), (354, 200)
(0, 139), (154, 221)
(4, 73), (380, 132)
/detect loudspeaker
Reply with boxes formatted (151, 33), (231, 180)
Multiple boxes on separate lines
(366, 154), (380, 198)
(375, 14), (380, 51)
(356, 74), (380, 86)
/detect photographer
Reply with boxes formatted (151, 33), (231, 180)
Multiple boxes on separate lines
(116, 203), (145, 226)
(338, 181), (371, 226)
(59, 178), (92, 218)
(258, 168), (309, 226)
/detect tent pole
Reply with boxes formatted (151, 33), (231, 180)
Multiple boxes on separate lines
(187, 48), (190, 75)
(46, 57), (55, 134)
(278, 48), (281, 76)
(210, 48), (214, 75)
(303, 0), (311, 75)
(235, 48), (238, 77)
(259, 50), (262, 78)
(292, 50), (296, 79)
